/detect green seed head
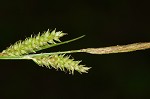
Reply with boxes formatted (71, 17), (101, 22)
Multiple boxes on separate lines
(32, 54), (91, 74)
(2, 29), (66, 56)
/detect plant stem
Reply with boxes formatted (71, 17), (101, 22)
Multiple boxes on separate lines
(25, 50), (82, 57)
(1, 42), (150, 60)
(81, 42), (150, 54)
(0, 56), (25, 60)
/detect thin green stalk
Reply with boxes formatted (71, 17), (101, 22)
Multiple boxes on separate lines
(26, 50), (82, 57)
(0, 56), (25, 60)
(36, 35), (85, 52)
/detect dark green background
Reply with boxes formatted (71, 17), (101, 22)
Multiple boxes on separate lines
(0, 0), (150, 99)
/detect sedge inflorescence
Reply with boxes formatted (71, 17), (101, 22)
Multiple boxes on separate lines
(32, 54), (90, 74)
(2, 29), (66, 56)
(1, 29), (90, 74)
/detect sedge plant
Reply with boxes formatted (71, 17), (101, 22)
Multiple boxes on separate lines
(1, 29), (150, 74)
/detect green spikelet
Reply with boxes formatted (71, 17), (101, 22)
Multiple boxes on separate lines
(32, 54), (91, 74)
(2, 29), (66, 56)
